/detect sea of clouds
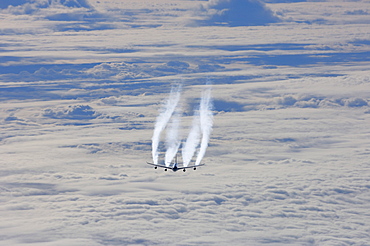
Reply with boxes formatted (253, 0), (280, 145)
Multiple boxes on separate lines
(1, 0), (370, 245)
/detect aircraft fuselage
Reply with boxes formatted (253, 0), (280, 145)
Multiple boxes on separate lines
(170, 163), (179, 172)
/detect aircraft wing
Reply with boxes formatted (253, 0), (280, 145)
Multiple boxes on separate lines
(146, 162), (173, 169)
(181, 164), (205, 169)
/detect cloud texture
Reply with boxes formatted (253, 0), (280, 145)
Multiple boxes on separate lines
(0, 0), (92, 9)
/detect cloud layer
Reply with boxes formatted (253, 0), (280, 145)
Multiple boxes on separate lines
(1, 0), (370, 245)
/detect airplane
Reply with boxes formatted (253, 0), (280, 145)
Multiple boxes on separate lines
(147, 154), (205, 172)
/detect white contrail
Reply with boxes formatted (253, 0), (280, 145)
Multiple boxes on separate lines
(151, 83), (182, 164)
(164, 109), (182, 167)
(181, 111), (201, 167)
(195, 86), (213, 166)
(151, 80), (212, 167)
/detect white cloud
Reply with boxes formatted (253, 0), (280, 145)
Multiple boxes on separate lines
(0, 0), (102, 30)
(193, 0), (280, 26)
(43, 104), (100, 119)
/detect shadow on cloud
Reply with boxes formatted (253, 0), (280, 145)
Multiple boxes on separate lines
(194, 0), (280, 26)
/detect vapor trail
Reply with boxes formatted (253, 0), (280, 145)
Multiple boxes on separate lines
(151, 83), (182, 164)
(181, 111), (201, 167)
(195, 86), (213, 166)
(164, 109), (182, 166)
